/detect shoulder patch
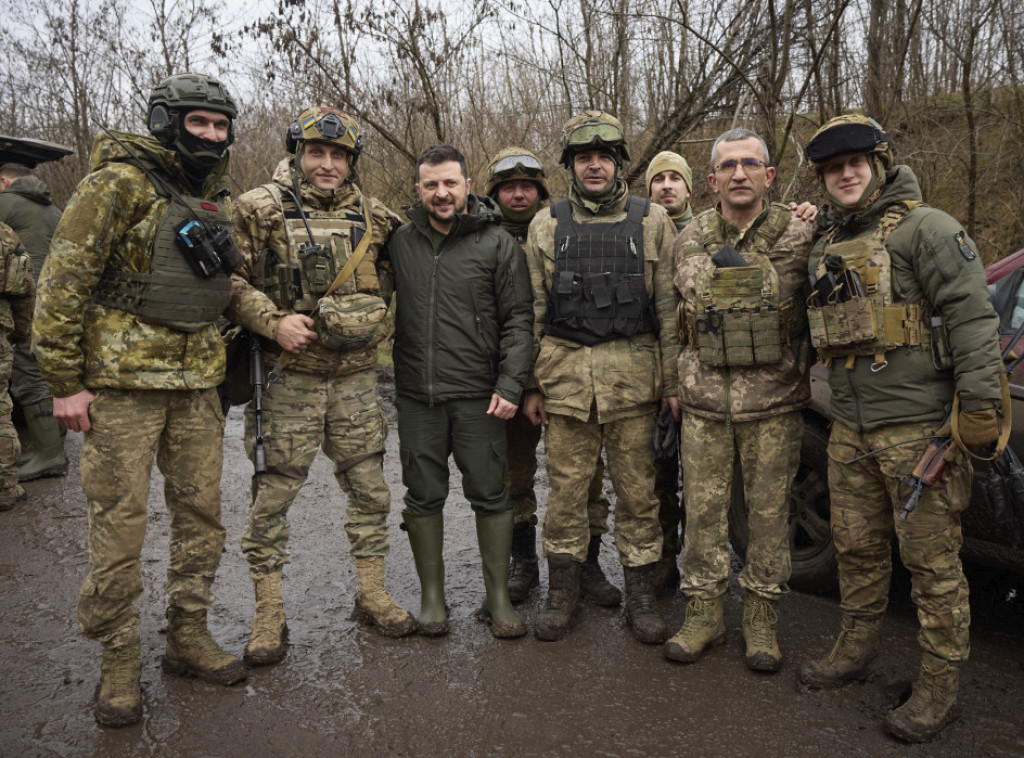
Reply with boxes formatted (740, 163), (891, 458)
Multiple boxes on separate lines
(950, 230), (976, 261)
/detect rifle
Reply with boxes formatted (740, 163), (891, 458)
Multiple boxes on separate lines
(250, 332), (267, 474)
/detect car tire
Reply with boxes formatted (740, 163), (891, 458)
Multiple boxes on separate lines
(727, 416), (838, 594)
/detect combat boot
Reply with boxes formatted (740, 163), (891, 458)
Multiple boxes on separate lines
(798, 615), (882, 689)
(623, 563), (668, 644)
(162, 609), (246, 685)
(883, 652), (960, 743)
(244, 571), (288, 666)
(742, 591), (782, 672)
(475, 511), (526, 638)
(17, 399), (68, 482)
(580, 535), (621, 607)
(353, 556), (417, 637)
(663, 595), (726, 663)
(508, 522), (539, 604)
(95, 641), (142, 728)
(403, 512), (448, 636)
(0, 484), (26, 512)
(535, 553), (580, 641)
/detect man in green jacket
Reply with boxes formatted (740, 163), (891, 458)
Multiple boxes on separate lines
(32, 72), (246, 728)
(387, 143), (534, 639)
(0, 162), (67, 481)
(797, 115), (1005, 743)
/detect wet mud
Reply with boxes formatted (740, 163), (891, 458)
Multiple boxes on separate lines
(2, 369), (1023, 756)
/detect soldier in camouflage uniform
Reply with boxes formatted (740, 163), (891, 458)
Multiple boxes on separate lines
(664, 129), (815, 672)
(485, 147), (619, 607)
(796, 115), (1005, 743)
(227, 106), (416, 664)
(32, 73), (246, 728)
(0, 163), (67, 482)
(0, 222), (33, 510)
(523, 112), (679, 643)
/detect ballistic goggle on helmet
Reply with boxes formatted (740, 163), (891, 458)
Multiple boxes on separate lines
(148, 72), (237, 146)
(558, 110), (631, 168)
(286, 106), (363, 162)
(484, 147), (550, 199)
(804, 114), (893, 170)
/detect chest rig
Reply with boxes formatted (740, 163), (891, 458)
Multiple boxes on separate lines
(92, 177), (232, 333)
(545, 197), (656, 346)
(683, 204), (798, 366)
(808, 201), (932, 369)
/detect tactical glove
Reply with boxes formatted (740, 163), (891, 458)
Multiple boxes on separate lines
(957, 409), (1000, 452)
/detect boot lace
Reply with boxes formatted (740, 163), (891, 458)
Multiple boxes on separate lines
(748, 598), (778, 647)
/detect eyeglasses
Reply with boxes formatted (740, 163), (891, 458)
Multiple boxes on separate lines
(714, 157), (768, 174)
(490, 153), (544, 176)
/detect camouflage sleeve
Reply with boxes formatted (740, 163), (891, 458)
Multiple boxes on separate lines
(524, 214), (553, 389)
(226, 187), (291, 341)
(369, 197), (403, 302)
(906, 209), (1003, 410)
(0, 225), (34, 338)
(31, 163), (146, 397)
(651, 206), (680, 397)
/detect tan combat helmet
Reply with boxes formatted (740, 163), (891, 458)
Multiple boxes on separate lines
(804, 114), (893, 171)
(484, 147), (550, 200)
(285, 106), (363, 166)
(558, 110), (631, 168)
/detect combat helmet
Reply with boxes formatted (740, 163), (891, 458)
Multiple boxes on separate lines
(804, 114), (893, 170)
(558, 110), (631, 168)
(484, 147), (550, 200)
(286, 106), (362, 167)
(148, 73), (237, 148)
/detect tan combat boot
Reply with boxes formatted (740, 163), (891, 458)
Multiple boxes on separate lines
(663, 595), (726, 663)
(95, 641), (143, 728)
(353, 556), (418, 638)
(742, 592), (782, 672)
(798, 615), (882, 689)
(163, 609), (246, 685)
(883, 652), (960, 743)
(245, 571), (288, 666)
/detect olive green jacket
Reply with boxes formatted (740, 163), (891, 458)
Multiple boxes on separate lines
(811, 165), (1003, 432)
(0, 176), (62, 280)
(32, 131), (231, 397)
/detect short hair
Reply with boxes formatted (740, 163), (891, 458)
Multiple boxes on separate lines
(417, 144), (467, 178)
(710, 129), (770, 167)
(0, 163), (31, 181)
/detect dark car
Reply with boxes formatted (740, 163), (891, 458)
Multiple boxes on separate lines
(727, 257), (1024, 592)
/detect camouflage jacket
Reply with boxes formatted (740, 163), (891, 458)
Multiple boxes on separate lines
(0, 223), (35, 338)
(525, 182), (680, 423)
(227, 158), (401, 376)
(0, 176), (62, 280)
(674, 203), (815, 422)
(32, 131), (231, 397)
(812, 166), (1003, 432)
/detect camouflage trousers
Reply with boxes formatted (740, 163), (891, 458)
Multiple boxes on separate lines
(0, 332), (19, 490)
(242, 366), (391, 572)
(506, 407), (610, 534)
(829, 420), (972, 663)
(680, 410), (802, 600)
(78, 388), (226, 648)
(10, 336), (51, 406)
(542, 409), (661, 567)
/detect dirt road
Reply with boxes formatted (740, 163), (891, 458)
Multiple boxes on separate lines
(2, 372), (1023, 757)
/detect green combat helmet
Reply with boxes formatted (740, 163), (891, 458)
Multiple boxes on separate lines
(148, 72), (237, 149)
(805, 114), (894, 211)
(484, 147), (550, 200)
(558, 110), (631, 168)
(285, 106), (363, 166)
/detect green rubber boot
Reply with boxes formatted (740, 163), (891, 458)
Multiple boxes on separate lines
(18, 399), (68, 482)
(403, 512), (449, 636)
(475, 511), (526, 638)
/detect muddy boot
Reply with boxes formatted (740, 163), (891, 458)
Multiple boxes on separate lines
(95, 640), (143, 728)
(742, 592), (782, 672)
(623, 563), (668, 644)
(580, 535), (621, 607)
(798, 615), (882, 689)
(18, 399), (68, 482)
(883, 653), (961, 743)
(475, 511), (526, 639)
(652, 553), (681, 599)
(244, 571), (288, 666)
(0, 484), (26, 512)
(403, 512), (448, 636)
(535, 553), (580, 641)
(353, 556), (417, 637)
(162, 609), (246, 685)
(508, 522), (539, 604)
(663, 595), (726, 663)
